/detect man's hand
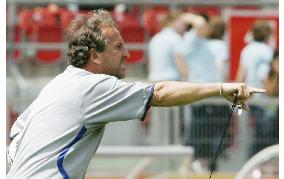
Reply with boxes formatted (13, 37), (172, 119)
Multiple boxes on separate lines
(221, 83), (266, 111)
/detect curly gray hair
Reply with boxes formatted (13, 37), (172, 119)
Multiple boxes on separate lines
(65, 9), (117, 68)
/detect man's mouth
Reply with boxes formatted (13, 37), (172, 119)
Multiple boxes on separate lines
(120, 59), (126, 68)
(121, 64), (126, 70)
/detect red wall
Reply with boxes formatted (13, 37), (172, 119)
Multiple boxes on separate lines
(228, 15), (278, 80)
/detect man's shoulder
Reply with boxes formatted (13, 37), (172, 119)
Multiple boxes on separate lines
(151, 29), (181, 43)
(245, 42), (271, 50)
(64, 65), (117, 81)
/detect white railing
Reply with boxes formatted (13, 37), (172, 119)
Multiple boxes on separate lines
(235, 144), (279, 179)
(93, 145), (194, 179)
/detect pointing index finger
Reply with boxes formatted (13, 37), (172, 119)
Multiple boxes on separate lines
(248, 87), (266, 94)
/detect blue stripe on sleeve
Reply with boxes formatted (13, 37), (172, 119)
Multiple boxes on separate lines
(141, 84), (155, 121)
(57, 126), (87, 179)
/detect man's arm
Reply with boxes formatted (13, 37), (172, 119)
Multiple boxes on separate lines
(181, 13), (210, 38)
(150, 81), (265, 111)
(236, 62), (246, 83)
(263, 75), (279, 96)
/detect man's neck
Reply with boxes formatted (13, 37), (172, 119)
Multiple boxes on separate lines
(83, 62), (97, 74)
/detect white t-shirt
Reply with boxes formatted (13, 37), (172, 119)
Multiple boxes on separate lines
(7, 65), (154, 179)
(240, 41), (273, 88)
(208, 39), (228, 64)
(148, 28), (183, 82)
(208, 39), (229, 81)
(176, 29), (221, 82)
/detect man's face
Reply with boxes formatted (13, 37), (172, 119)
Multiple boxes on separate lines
(96, 26), (130, 79)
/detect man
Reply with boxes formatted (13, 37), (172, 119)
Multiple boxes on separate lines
(174, 13), (226, 172)
(148, 10), (189, 82)
(236, 19), (274, 157)
(208, 16), (229, 82)
(236, 19), (274, 88)
(147, 10), (191, 145)
(7, 10), (264, 179)
(175, 13), (221, 83)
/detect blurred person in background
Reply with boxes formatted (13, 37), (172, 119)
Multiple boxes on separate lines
(147, 10), (190, 146)
(44, 3), (62, 36)
(112, 3), (127, 22)
(236, 20), (275, 157)
(208, 16), (229, 82)
(175, 13), (230, 173)
(237, 20), (277, 157)
(148, 10), (189, 82)
(7, 9), (265, 179)
(264, 49), (279, 97)
(236, 20), (274, 88)
(175, 13), (221, 83)
(264, 49), (279, 146)
(250, 49), (279, 156)
(47, 3), (60, 15)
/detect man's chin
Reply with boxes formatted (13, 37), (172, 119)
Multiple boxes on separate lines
(115, 72), (125, 79)
(117, 74), (125, 79)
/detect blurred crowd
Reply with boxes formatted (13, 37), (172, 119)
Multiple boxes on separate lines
(147, 10), (278, 173)
(10, 3), (278, 90)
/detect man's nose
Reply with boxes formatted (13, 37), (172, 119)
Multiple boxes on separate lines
(123, 48), (130, 58)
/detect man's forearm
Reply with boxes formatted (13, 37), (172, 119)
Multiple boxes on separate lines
(151, 81), (220, 107)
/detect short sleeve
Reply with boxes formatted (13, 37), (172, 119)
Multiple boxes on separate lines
(175, 29), (200, 56)
(240, 50), (248, 71)
(82, 75), (154, 128)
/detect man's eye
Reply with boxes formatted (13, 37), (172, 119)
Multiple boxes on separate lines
(116, 45), (122, 49)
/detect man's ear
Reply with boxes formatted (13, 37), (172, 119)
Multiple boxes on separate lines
(90, 48), (101, 64)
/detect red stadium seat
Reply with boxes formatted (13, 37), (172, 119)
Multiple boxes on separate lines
(60, 9), (76, 29)
(143, 6), (169, 36)
(113, 12), (140, 29)
(187, 6), (221, 17)
(35, 24), (62, 64)
(19, 9), (36, 39)
(30, 8), (63, 64)
(120, 26), (145, 64)
(33, 8), (60, 28)
(112, 10), (146, 64)
(128, 5), (140, 16)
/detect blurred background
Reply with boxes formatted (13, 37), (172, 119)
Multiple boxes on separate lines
(6, 0), (279, 179)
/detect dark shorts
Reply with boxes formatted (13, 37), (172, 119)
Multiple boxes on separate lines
(184, 104), (232, 159)
(249, 105), (279, 157)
